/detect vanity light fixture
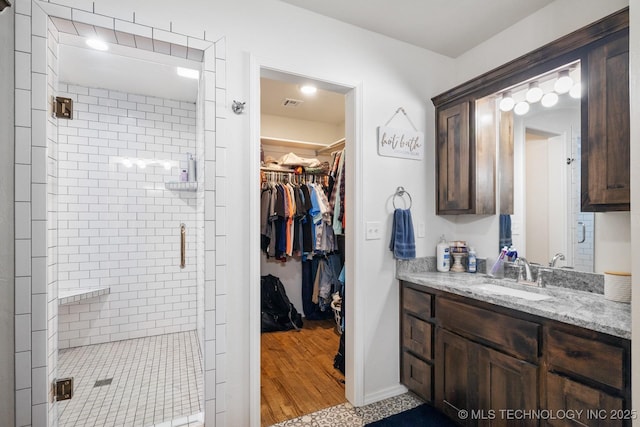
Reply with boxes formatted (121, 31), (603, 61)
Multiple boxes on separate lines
(86, 38), (109, 51)
(499, 92), (515, 112)
(177, 67), (200, 80)
(300, 85), (317, 95)
(514, 101), (530, 116)
(554, 70), (573, 94)
(525, 82), (543, 103)
(569, 83), (582, 99)
(541, 92), (559, 108)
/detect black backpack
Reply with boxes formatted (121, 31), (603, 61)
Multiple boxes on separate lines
(261, 274), (303, 332)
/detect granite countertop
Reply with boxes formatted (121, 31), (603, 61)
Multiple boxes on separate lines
(397, 271), (631, 339)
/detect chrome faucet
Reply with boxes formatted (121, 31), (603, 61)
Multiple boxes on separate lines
(549, 252), (565, 267)
(514, 257), (534, 283)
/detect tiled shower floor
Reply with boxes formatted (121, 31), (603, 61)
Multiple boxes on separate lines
(57, 331), (203, 427)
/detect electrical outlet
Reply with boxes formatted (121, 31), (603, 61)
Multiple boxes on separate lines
(418, 222), (426, 238)
(365, 221), (382, 240)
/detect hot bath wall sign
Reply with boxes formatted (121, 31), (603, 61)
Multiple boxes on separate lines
(377, 126), (424, 160)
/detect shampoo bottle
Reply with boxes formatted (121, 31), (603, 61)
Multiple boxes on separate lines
(436, 235), (450, 272)
(187, 153), (196, 182)
(468, 247), (477, 273)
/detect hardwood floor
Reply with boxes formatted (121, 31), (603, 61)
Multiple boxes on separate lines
(261, 319), (345, 427)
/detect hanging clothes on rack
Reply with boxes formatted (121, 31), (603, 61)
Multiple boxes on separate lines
(260, 156), (345, 321)
(260, 171), (338, 260)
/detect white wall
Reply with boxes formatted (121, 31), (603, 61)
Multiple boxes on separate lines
(594, 212), (632, 273)
(0, 5), (15, 424)
(56, 83), (198, 348)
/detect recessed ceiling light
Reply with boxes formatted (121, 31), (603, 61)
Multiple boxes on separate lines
(86, 38), (109, 51)
(177, 67), (200, 80)
(300, 85), (317, 95)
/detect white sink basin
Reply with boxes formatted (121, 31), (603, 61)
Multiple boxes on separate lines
(475, 283), (552, 301)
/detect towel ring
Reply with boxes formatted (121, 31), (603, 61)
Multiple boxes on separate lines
(393, 186), (412, 209)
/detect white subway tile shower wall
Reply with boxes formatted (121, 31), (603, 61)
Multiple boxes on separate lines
(56, 83), (198, 349)
(15, 1), (225, 425)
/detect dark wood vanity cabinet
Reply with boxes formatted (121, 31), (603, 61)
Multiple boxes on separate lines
(399, 281), (631, 426)
(583, 30), (630, 211)
(400, 285), (434, 402)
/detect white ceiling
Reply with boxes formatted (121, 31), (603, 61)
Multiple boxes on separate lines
(58, 34), (200, 103)
(261, 78), (345, 125)
(278, 0), (556, 58)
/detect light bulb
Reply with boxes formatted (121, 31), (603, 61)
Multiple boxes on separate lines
(554, 70), (573, 94)
(86, 38), (109, 51)
(300, 85), (317, 95)
(569, 83), (581, 99)
(177, 67), (200, 80)
(541, 92), (559, 108)
(525, 82), (543, 103)
(499, 92), (515, 112)
(514, 101), (530, 116)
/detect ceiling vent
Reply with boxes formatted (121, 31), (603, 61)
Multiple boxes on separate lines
(282, 98), (304, 108)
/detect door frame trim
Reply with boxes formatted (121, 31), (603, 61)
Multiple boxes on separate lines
(247, 54), (365, 426)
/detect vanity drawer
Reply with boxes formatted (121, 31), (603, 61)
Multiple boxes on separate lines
(402, 285), (433, 320)
(401, 351), (433, 402)
(402, 313), (433, 360)
(437, 298), (540, 361)
(546, 328), (625, 390)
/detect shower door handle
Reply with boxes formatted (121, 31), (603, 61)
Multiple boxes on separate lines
(577, 221), (586, 244)
(180, 223), (186, 269)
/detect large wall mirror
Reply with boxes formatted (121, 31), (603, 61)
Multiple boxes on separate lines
(478, 62), (591, 270)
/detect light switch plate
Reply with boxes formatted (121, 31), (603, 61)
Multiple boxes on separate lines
(365, 221), (382, 240)
(418, 222), (425, 238)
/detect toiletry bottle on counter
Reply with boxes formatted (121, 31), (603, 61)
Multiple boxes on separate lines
(436, 235), (450, 272)
(468, 247), (477, 273)
(180, 169), (188, 182)
(187, 153), (196, 182)
(489, 246), (508, 277)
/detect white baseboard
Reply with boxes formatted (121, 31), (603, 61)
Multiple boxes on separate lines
(362, 384), (409, 406)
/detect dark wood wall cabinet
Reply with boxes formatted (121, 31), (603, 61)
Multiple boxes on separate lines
(583, 30), (630, 211)
(400, 281), (631, 426)
(431, 8), (629, 215)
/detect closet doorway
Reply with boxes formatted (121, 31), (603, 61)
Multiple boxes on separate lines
(258, 72), (348, 426)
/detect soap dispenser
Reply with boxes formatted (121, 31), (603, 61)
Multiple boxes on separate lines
(436, 235), (450, 272)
